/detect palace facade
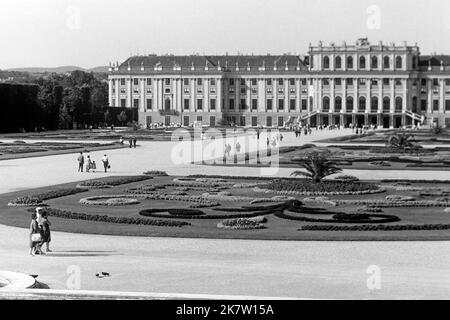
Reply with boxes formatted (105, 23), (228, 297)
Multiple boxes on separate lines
(108, 38), (450, 128)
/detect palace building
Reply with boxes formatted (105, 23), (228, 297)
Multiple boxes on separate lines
(108, 38), (450, 128)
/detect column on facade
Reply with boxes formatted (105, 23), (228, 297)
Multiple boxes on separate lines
(296, 79), (301, 113)
(126, 78), (132, 108)
(235, 78), (240, 113)
(177, 79), (182, 113)
(190, 78), (196, 112)
(366, 79), (371, 113)
(440, 79), (445, 113)
(224, 78), (229, 112)
(204, 78), (209, 112)
(307, 78), (312, 112)
(258, 78), (266, 112)
(108, 79), (113, 106)
(273, 78), (278, 113)
(342, 78), (347, 113)
(217, 78), (222, 112)
(390, 79), (395, 113)
(115, 78), (120, 108)
(246, 78), (251, 112)
(403, 79), (408, 113)
(284, 78), (289, 114)
(140, 78), (145, 112)
(353, 78), (358, 113)
(330, 79), (335, 113)
(152, 79), (158, 111)
(427, 79), (432, 113)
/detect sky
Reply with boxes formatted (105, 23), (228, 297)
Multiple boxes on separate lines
(1, 0), (450, 69)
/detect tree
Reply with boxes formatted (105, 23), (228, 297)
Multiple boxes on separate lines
(58, 104), (73, 129)
(117, 110), (127, 126)
(386, 133), (416, 152)
(291, 151), (342, 183)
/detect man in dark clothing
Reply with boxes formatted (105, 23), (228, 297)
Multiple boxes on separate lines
(77, 152), (84, 172)
(133, 137), (137, 148)
(129, 138), (133, 148)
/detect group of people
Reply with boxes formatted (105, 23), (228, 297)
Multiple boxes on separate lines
(119, 136), (137, 148)
(77, 152), (110, 173)
(294, 125), (313, 137)
(29, 207), (51, 256)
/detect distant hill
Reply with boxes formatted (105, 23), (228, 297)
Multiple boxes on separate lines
(6, 65), (109, 74)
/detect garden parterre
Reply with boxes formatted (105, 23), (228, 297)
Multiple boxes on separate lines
(2, 174), (450, 240)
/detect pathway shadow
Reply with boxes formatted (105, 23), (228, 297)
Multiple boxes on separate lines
(44, 252), (121, 257)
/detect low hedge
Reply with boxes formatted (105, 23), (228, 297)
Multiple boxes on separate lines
(143, 170), (168, 176)
(217, 216), (267, 230)
(300, 224), (450, 231)
(275, 210), (400, 224)
(381, 179), (450, 184)
(28, 207), (190, 227)
(258, 179), (380, 194)
(8, 188), (88, 206)
(78, 175), (152, 188)
(139, 207), (276, 220)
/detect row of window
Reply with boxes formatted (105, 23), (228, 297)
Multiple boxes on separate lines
(322, 55), (407, 70)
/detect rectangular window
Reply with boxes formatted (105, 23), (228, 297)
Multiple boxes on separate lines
(383, 78), (390, 86)
(266, 79), (272, 86)
(197, 116), (202, 122)
(165, 78), (171, 85)
(210, 116), (216, 127)
(395, 79), (402, 86)
(146, 78), (152, 86)
(120, 99), (126, 107)
(266, 99), (273, 110)
(197, 78), (203, 86)
(183, 116), (189, 126)
(290, 99), (296, 110)
(210, 79), (216, 86)
(278, 79), (283, 85)
(421, 99), (427, 112)
(240, 79), (246, 86)
(184, 99), (190, 110)
(197, 99), (203, 110)
(133, 99), (139, 108)
(278, 116), (284, 127)
(184, 78), (189, 86)
(301, 99), (307, 110)
(433, 100), (439, 111)
(266, 116), (272, 127)
(433, 79), (439, 86)
(421, 79), (427, 86)
(210, 99), (216, 110)
(278, 99), (284, 110)
(335, 78), (341, 86)
(120, 79), (126, 86)
(229, 79), (234, 86)
(133, 78), (139, 85)
(347, 79), (353, 86)
(165, 88), (171, 94)
(146, 99), (152, 110)
(251, 87), (257, 94)
(240, 87), (246, 94)
(240, 99), (246, 109)
(289, 78), (295, 86)
(301, 79), (307, 85)
(229, 99), (235, 110)
(252, 99), (258, 110)
(251, 79), (257, 86)
(446, 79), (450, 86)
(446, 100), (450, 111)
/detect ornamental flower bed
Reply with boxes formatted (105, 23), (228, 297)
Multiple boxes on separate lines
(275, 210), (400, 224)
(130, 192), (219, 208)
(79, 195), (140, 206)
(143, 170), (168, 176)
(259, 179), (380, 194)
(8, 188), (88, 207)
(217, 216), (267, 230)
(385, 195), (416, 201)
(28, 208), (190, 227)
(253, 186), (384, 196)
(77, 176), (153, 189)
(300, 224), (450, 231)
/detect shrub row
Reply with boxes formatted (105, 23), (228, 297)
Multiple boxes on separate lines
(274, 210), (400, 224)
(258, 179), (380, 194)
(143, 170), (168, 176)
(79, 195), (140, 206)
(8, 188), (88, 206)
(300, 224), (450, 231)
(217, 216), (267, 230)
(30, 207), (190, 227)
(77, 175), (153, 188)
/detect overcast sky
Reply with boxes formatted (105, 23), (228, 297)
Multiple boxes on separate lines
(1, 0), (450, 69)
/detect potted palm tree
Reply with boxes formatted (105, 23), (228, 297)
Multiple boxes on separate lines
(291, 151), (342, 183)
(386, 133), (416, 152)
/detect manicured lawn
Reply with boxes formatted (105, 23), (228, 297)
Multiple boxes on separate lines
(1, 174), (450, 240)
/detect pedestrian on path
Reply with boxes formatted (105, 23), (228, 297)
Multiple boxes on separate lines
(39, 210), (52, 253)
(129, 137), (133, 148)
(86, 155), (93, 172)
(133, 136), (137, 148)
(77, 152), (84, 172)
(102, 154), (110, 173)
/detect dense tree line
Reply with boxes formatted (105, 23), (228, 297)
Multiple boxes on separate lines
(0, 70), (133, 133)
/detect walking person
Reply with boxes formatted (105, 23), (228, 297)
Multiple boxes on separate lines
(133, 136), (137, 148)
(101, 154), (110, 173)
(129, 137), (133, 148)
(235, 142), (241, 153)
(77, 152), (84, 172)
(29, 212), (42, 256)
(39, 210), (52, 253)
(85, 155), (93, 172)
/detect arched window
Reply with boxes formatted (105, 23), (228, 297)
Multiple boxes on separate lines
(384, 56), (390, 69)
(346, 96), (354, 112)
(323, 56), (330, 69)
(396, 56), (402, 69)
(412, 97), (418, 113)
(359, 97), (366, 112)
(335, 56), (342, 69)
(335, 97), (342, 112)
(359, 56), (366, 69)
(383, 97), (390, 112)
(322, 97), (330, 112)
(347, 56), (354, 69)
(395, 97), (403, 112)
(371, 97), (379, 112)
(371, 56), (378, 69)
